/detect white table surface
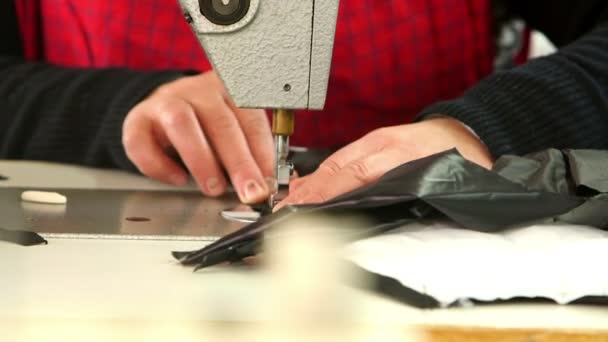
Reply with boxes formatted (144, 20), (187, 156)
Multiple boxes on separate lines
(1, 160), (607, 340)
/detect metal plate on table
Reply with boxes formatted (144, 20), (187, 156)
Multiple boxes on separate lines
(0, 188), (246, 240)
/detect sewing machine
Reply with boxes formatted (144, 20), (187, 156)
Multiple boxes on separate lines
(178, 0), (340, 205)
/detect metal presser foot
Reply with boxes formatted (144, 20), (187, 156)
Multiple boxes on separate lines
(269, 137), (293, 207)
(221, 109), (294, 223)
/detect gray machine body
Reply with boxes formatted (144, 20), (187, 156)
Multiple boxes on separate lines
(179, 0), (340, 110)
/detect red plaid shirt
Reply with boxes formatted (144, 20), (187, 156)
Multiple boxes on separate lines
(15, 0), (495, 148)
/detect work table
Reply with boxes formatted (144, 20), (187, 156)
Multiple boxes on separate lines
(1, 160), (607, 341)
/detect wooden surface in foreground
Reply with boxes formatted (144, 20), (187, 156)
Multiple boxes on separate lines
(423, 326), (608, 342)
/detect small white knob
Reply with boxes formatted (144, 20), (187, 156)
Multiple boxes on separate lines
(21, 191), (67, 205)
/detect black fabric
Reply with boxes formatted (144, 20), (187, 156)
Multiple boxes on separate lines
(290, 148), (334, 176)
(0, 227), (47, 246)
(344, 261), (441, 309)
(492, 149), (572, 194)
(173, 149), (608, 270)
(174, 148), (608, 308)
(494, 149), (608, 228)
(0, 1), (607, 170)
(0, 60), (188, 171)
(564, 150), (608, 193)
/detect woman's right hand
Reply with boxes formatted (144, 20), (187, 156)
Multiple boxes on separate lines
(122, 70), (274, 204)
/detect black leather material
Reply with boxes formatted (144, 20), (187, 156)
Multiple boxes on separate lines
(174, 149), (608, 269)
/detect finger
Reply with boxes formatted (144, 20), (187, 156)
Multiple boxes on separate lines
(274, 139), (384, 211)
(122, 114), (188, 186)
(232, 106), (275, 179)
(155, 99), (228, 197)
(189, 97), (269, 203)
(312, 132), (388, 182)
(289, 174), (310, 192)
(277, 148), (406, 210)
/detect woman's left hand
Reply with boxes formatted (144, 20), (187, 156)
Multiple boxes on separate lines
(275, 117), (494, 210)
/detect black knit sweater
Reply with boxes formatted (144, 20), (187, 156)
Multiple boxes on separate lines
(1, 1), (607, 172)
(419, 1), (608, 156)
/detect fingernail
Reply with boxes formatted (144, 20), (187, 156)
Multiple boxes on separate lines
(265, 177), (278, 194)
(170, 174), (187, 186)
(206, 177), (220, 193)
(242, 180), (267, 203)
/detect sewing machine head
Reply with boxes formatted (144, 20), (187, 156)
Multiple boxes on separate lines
(178, 0), (340, 110)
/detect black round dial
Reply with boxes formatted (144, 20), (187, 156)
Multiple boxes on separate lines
(199, 0), (250, 26)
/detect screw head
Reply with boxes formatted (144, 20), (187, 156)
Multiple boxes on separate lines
(184, 12), (194, 24)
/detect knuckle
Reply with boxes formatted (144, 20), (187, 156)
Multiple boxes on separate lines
(345, 159), (372, 183)
(246, 126), (270, 143)
(319, 158), (342, 177)
(243, 116), (270, 136)
(199, 93), (226, 112)
(212, 114), (238, 132)
(122, 128), (146, 157)
(194, 98), (232, 125)
(159, 107), (190, 129)
(121, 119), (135, 141)
(122, 131), (136, 152)
(365, 127), (400, 150)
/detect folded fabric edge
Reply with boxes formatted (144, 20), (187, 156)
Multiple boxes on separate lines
(0, 227), (48, 246)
